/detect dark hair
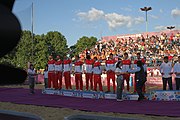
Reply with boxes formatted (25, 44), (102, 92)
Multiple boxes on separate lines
(124, 52), (128, 56)
(137, 53), (140, 55)
(45, 64), (48, 68)
(75, 55), (79, 58)
(164, 56), (168, 59)
(45, 65), (48, 71)
(86, 54), (91, 59)
(178, 56), (180, 59)
(110, 53), (113, 56)
(116, 61), (122, 68)
(29, 64), (33, 67)
(94, 57), (97, 60)
(137, 60), (143, 67)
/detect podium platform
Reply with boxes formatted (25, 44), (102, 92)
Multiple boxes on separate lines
(42, 89), (150, 100)
(42, 89), (180, 101)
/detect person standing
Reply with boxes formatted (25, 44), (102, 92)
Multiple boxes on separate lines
(63, 55), (72, 90)
(128, 61), (147, 101)
(122, 52), (131, 92)
(93, 57), (103, 92)
(105, 53), (116, 93)
(74, 55), (84, 90)
(48, 55), (55, 89)
(54, 55), (63, 90)
(160, 56), (173, 90)
(134, 53), (146, 93)
(43, 65), (48, 89)
(115, 61), (127, 101)
(27, 64), (37, 94)
(173, 56), (180, 90)
(84, 54), (94, 91)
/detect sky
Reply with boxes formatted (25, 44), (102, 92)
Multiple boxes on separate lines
(12, 0), (180, 46)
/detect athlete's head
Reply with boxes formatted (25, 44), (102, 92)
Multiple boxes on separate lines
(124, 52), (128, 59)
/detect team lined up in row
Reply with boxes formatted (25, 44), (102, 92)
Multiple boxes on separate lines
(47, 52), (148, 93)
(47, 52), (180, 92)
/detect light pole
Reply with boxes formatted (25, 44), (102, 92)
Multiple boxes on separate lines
(140, 7), (152, 32)
(167, 26), (175, 30)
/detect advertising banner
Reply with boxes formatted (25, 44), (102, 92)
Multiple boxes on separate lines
(150, 90), (180, 101)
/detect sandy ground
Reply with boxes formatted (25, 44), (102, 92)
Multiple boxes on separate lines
(0, 84), (180, 120)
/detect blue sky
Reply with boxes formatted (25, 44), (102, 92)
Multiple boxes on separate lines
(13, 0), (180, 46)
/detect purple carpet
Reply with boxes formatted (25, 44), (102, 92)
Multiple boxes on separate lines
(0, 87), (180, 117)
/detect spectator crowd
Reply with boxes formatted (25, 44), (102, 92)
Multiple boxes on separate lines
(79, 31), (180, 67)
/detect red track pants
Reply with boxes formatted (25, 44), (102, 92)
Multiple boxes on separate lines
(107, 72), (116, 91)
(75, 73), (83, 90)
(48, 72), (55, 88)
(94, 74), (103, 91)
(55, 71), (62, 89)
(64, 71), (72, 90)
(85, 73), (93, 90)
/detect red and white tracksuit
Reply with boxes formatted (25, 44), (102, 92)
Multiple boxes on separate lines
(105, 59), (116, 92)
(93, 61), (103, 92)
(134, 58), (146, 93)
(74, 60), (84, 90)
(48, 59), (56, 88)
(122, 59), (131, 91)
(63, 59), (72, 90)
(54, 60), (63, 89)
(85, 59), (94, 90)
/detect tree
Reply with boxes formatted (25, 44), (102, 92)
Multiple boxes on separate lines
(14, 30), (33, 69)
(45, 31), (68, 59)
(33, 34), (48, 69)
(75, 36), (97, 55)
(0, 30), (69, 69)
(0, 30), (97, 70)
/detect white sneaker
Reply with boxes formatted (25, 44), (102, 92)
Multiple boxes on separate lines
(117, 99), (123, 102)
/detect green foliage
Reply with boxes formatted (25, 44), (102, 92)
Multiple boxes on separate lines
(0, 30), (68, 70)
(73, 36), (97, 56)
(0, 30), (97, 70)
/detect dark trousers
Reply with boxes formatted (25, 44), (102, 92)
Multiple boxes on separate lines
(44, 78), (48, 89)
(116, 76), (124, 99)
(136, 80), (146, 100)
(175, 78), (180, 90)
(162, 77), (173, 90)
(29, 78), (35, 93)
